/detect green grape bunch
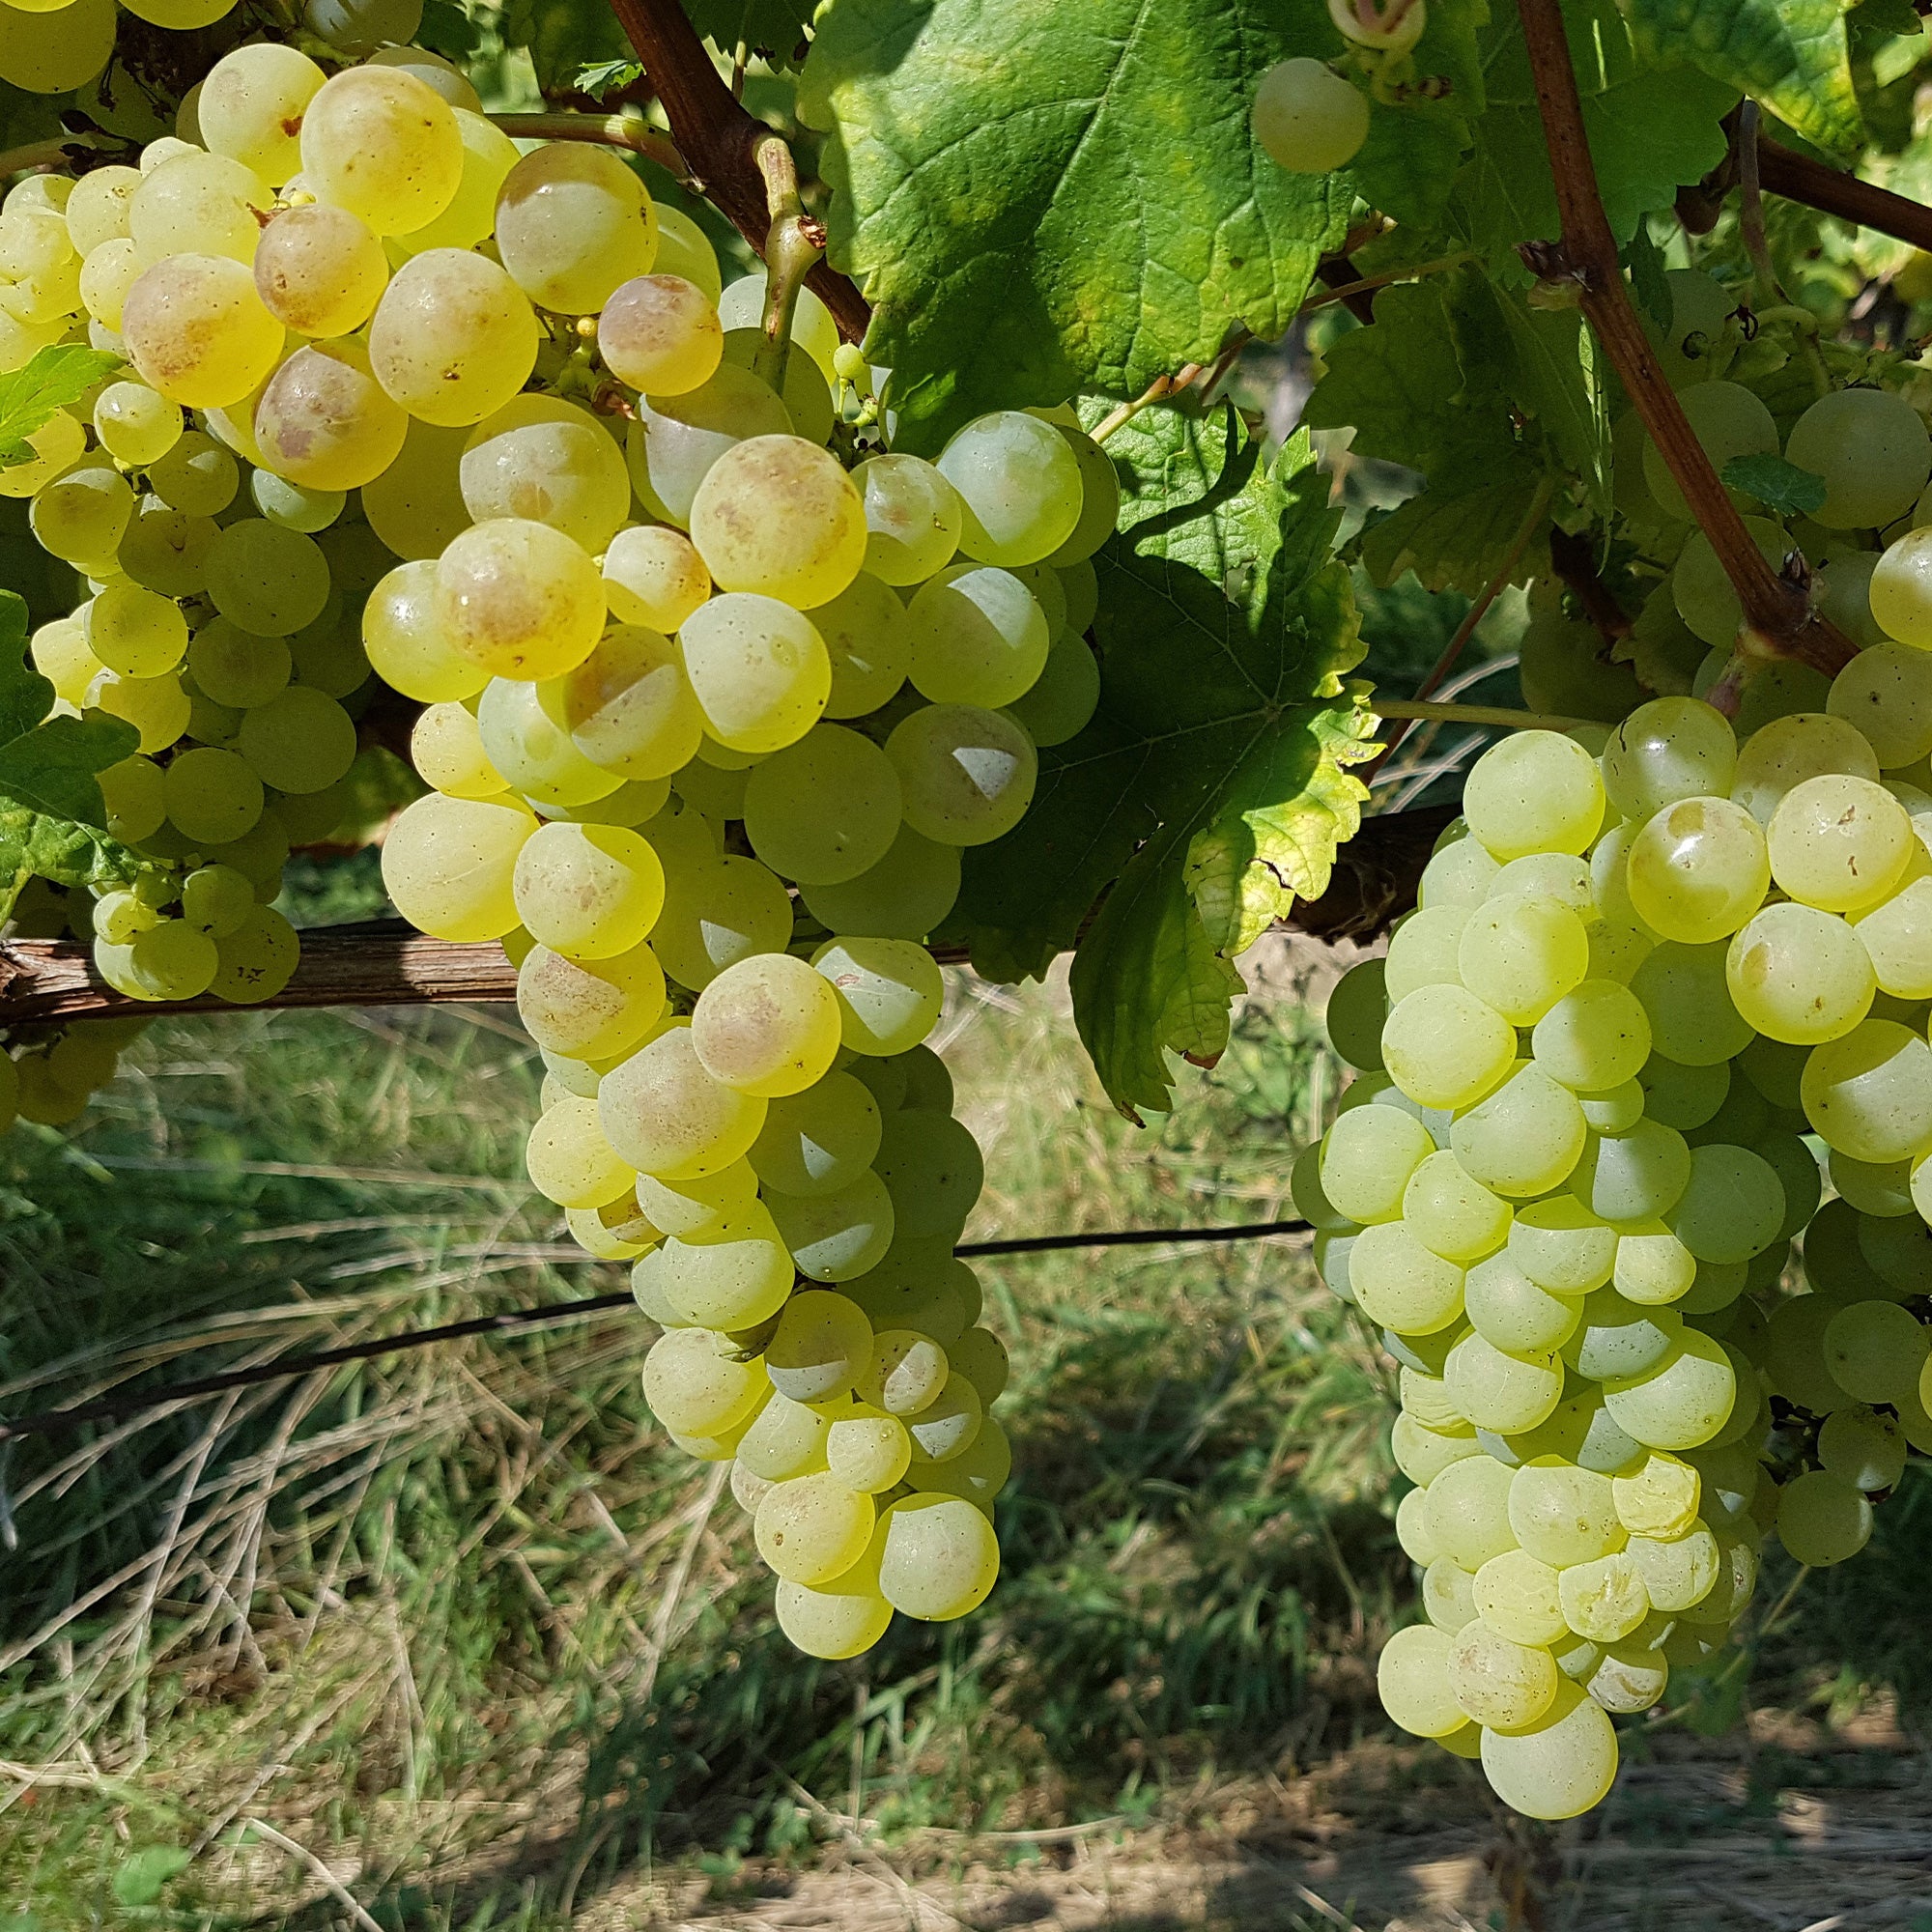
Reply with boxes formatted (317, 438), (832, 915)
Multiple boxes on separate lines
(1310, 685), (1932, 1818)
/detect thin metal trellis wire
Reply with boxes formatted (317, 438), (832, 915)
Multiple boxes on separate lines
(0, 1217), (1314, 1447)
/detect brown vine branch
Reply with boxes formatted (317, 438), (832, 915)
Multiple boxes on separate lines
(1514, 0), (1856, 682)
(1757, 138), (1932, 256)
(489, 112), (688, 183)
(1546, 526), (1634, 646)
(603, 0), (870, 344)
(1680, 108), (1932, 256)
(0, 923), (522, 1027)
(0, 810), (1455, 1028)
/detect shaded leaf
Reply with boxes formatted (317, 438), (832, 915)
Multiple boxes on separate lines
(417, 0), (483, 58)
(1453, 273), (1611, 513)
(1301, 275), (1549, 594)
(1452, 0), (1738, 276)
(682, 0), (816, 63)
(1351, 0), (1491, 226)
(499, 0), (631, 93)
(1670, 1655), (1750, 1737)
(951, 407), (1375, 1119)
(1360, 470), (1548, 595)
(1723, 450), (1829, 513)
(0, 345), (121, 469)
(0, 711), (137, 827)
(0, 589), (47, 745)
(1625, 0), (1862, 158)
(1622, 219), (1674, 331)
(799, 0), (1352, 452)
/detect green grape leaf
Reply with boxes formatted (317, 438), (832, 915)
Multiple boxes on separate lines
(1452, 0), (1738, 277)
(0, 589), (49, 745)
(573, 58), (646, 97)
(799, 0), (1352, 453)
(949, 406), (1376, 1121)
(499, 0), (632, 93)
(1722, 450), (1829, 514)
(1670, 1654), (1750, 1737)
(1301, 281), (1473, 478)
(0, 345), (121, 469)
(0, 711), (137, 829)
(1452, 273), (1611, 514)
(417, 0), (483, 58)
(1301, 275), (1550, 593)
(109, 1848), (191, 1910)
(1360, 474), (1548, 595)
(1621, 220), (1674, 331)
(681, 0), (816, 63)
(1624, 0), (1862, 158)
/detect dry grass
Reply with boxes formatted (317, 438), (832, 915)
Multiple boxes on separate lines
(0, 945), (1929, 1932)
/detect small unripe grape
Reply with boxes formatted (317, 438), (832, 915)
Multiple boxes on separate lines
(1252, 58), (1370, 175)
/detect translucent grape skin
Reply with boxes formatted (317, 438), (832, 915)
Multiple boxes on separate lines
(368, 248), (540, 427)
(689, 435), (867, 610)
(122, 254), (284, 409)
(1252, 57), (1370, 173)
(255, 339), (409, 491)
(854, 453), (962, 585)
(298, 66), (464, 237)
(254, 202), (388, 336)
(198, 43), (327, 183)
(936, 412), (1083, 568)
(597, 272), (722, 395)
(493, 140), (658, 316)
(1785, 387), (1930, 530)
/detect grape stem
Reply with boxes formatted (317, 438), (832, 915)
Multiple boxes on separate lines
(1513, 0), (1858, 682)
(1735, 103), (1831, 402)
(1299, 250), (1474, 317)
(1546, 525), (1634, 646)
(750, 133), (823, 394)
(1375, 697), (1598, 733)
(488, 113), (688, 184)
(1679, 107), (1932, 258)
(601, 0), (871, 345)
(0, 138), (97, 179)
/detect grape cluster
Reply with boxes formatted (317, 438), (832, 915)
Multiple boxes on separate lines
(0, 0), (433, 99)
(3, 54), (553, 1004)
(1307, 679), (1932, 1819)
(0, 24), (1108, 1655)
(254, 85), (1119, 1647)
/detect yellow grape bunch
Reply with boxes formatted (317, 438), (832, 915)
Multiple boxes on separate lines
(94, 47), (1125, 1652)
(0, 26), (1116, 1635)
(0, 0), (444, 98)
(1308, 658), (1932, 1818)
